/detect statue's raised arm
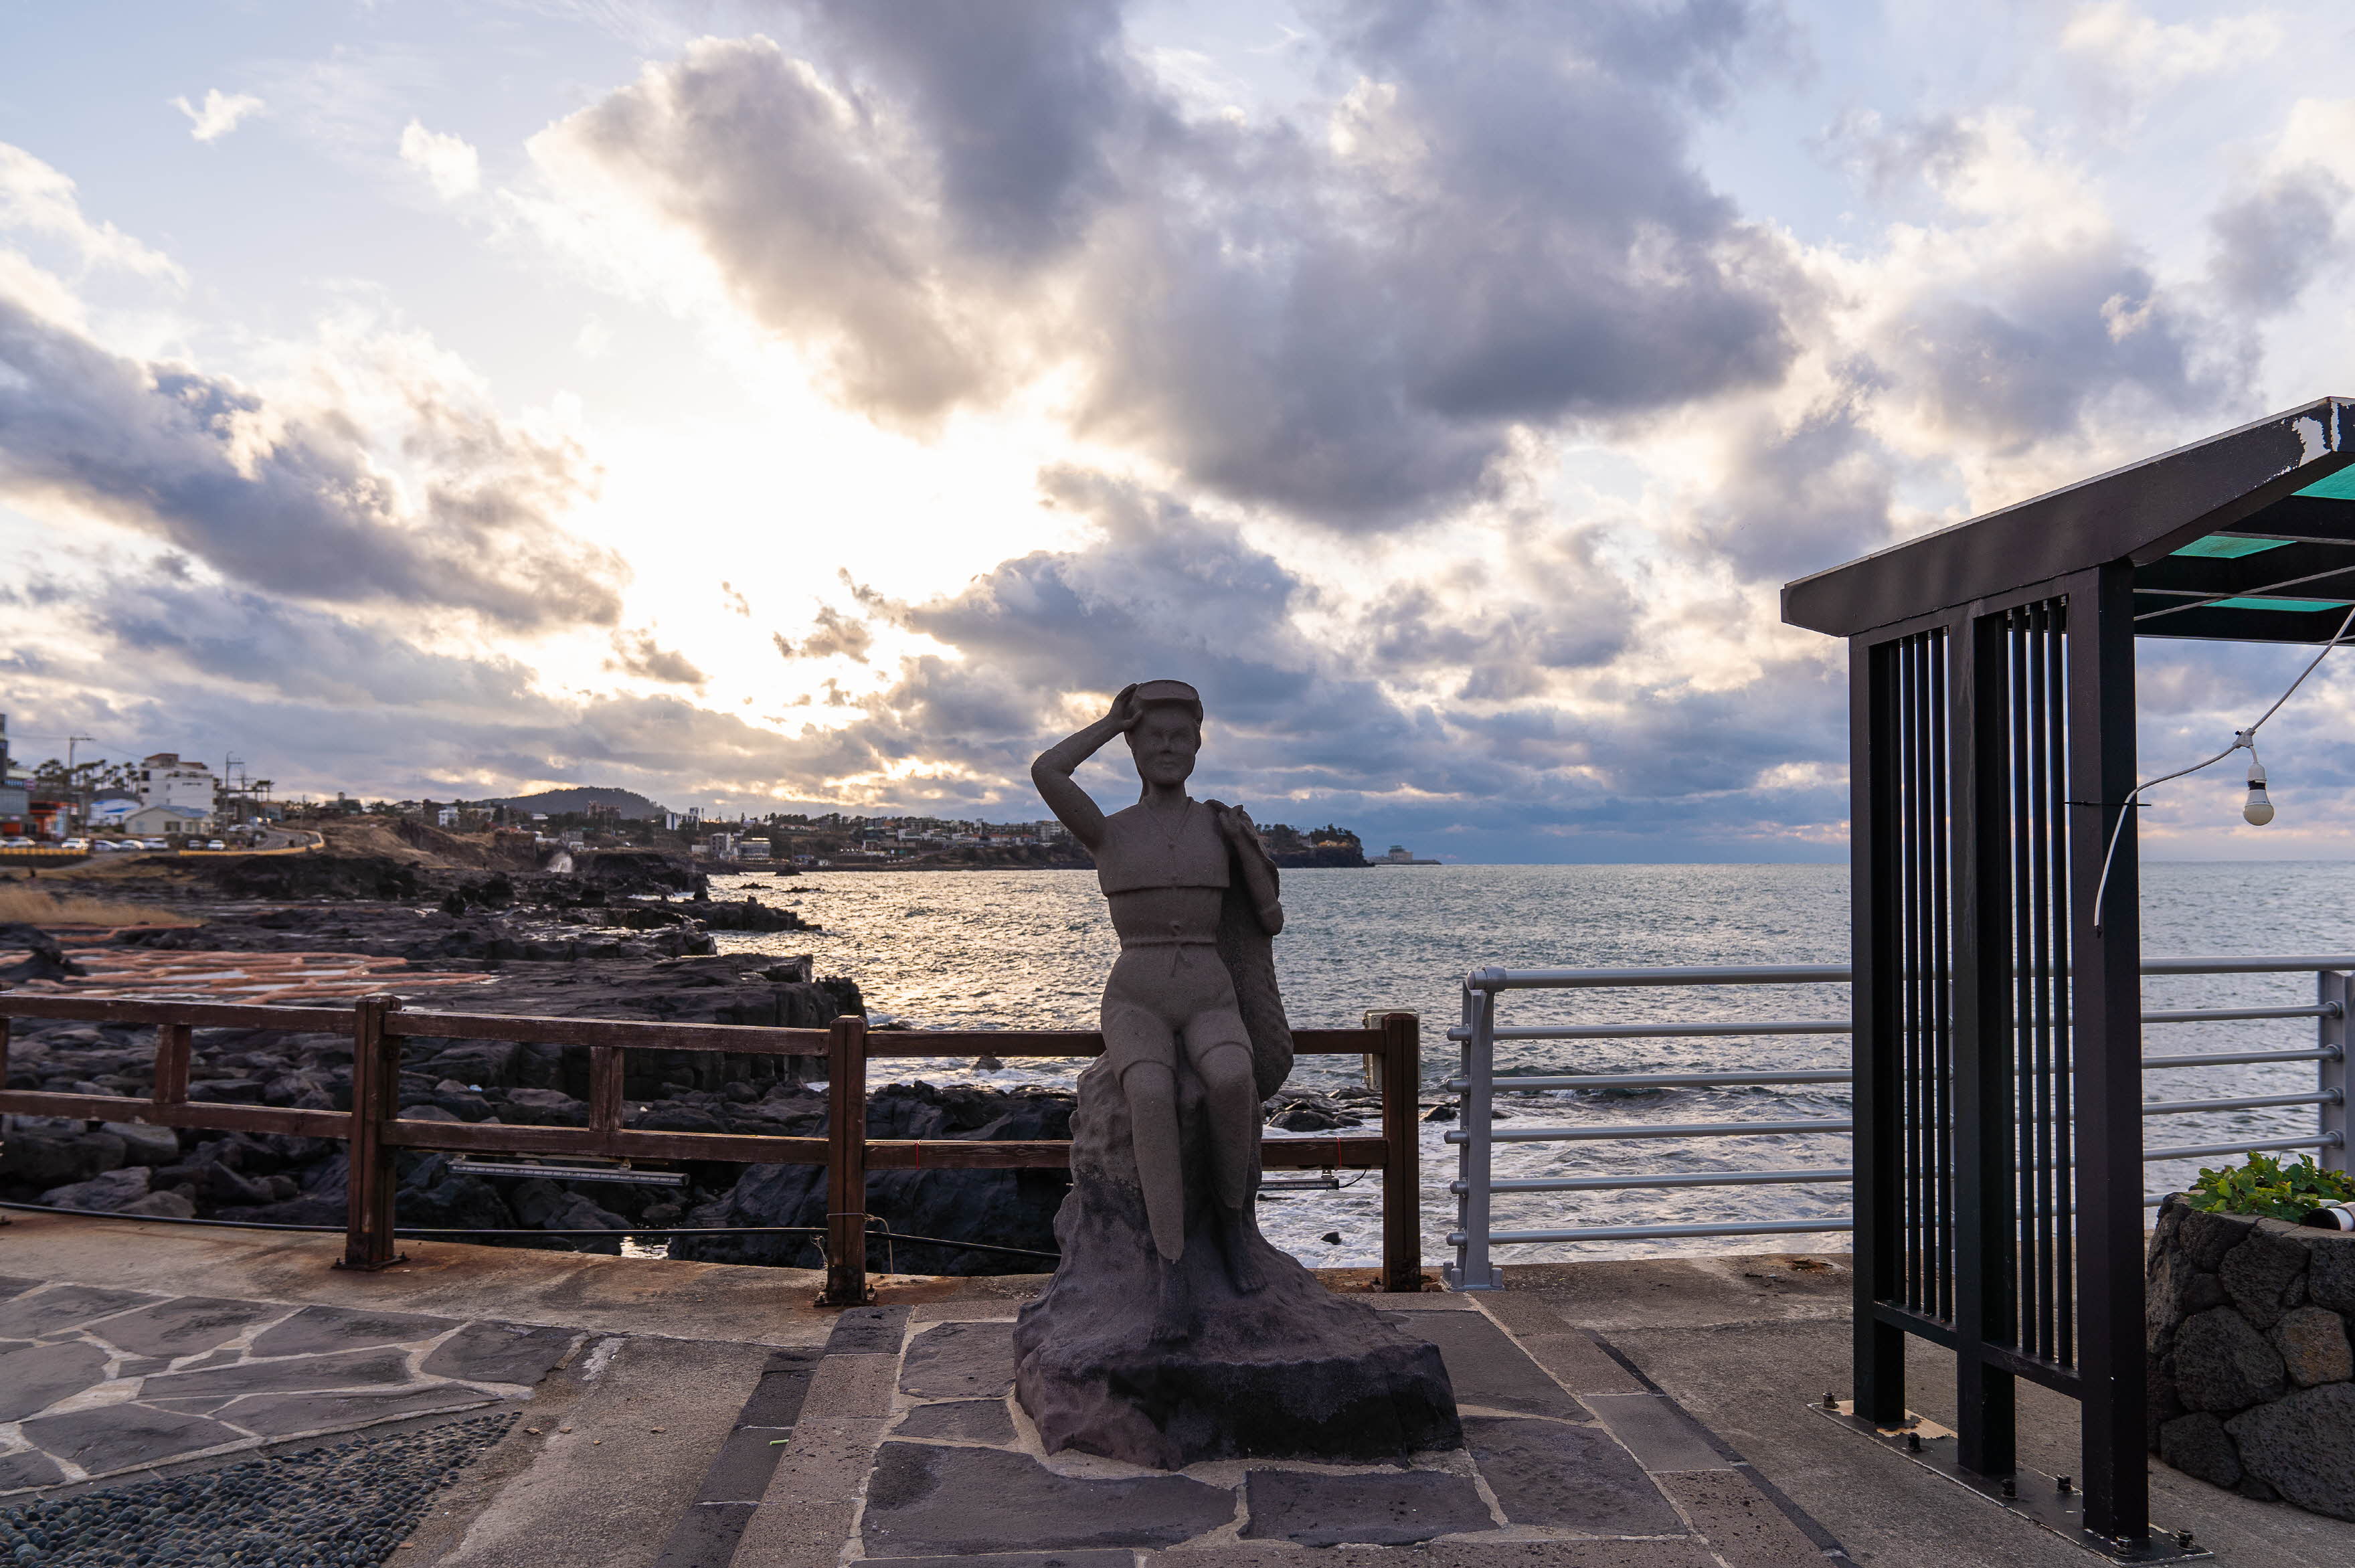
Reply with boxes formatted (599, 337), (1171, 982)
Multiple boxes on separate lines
(1029, 683), (1139, 851)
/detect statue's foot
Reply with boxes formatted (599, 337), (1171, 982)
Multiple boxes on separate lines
(1221, 1207), (1270, 1294)
(1150, 1256), (1191, 1343)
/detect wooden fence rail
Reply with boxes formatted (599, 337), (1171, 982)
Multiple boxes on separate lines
(0, 992), (1424, 1303)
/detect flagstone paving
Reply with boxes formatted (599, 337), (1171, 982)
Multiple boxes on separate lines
(725, 1296), (1853, 1566)
(0, 1274), (578, 1495)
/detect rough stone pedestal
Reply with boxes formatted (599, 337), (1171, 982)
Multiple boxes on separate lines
(1013, 1060), (1462, 1469)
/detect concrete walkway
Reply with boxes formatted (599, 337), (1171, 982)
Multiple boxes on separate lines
(5, 1212), (2354, 1566)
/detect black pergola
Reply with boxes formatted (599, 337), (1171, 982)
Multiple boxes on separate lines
(1781, 398), (2355, 1548)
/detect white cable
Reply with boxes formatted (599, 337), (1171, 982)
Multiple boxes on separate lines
(2089, 600), (2355, 934)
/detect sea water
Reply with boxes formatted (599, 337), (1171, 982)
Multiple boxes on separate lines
(705, 862), (2354, 1268)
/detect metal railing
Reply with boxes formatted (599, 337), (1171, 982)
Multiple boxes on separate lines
(1443, 956), (2352, 1290)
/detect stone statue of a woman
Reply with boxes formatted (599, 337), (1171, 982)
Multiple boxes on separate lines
(1028, 679), (1292, 1332)
(1013, 679), (1460, 1469)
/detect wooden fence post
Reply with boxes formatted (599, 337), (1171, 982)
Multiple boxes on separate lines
(819, 1013), (873, 1306)
(337, 993), (406, 1272)
(1376, 1011), (1422, 1292)
(588, 1045), (623, 1151)
(153, 1022), (191, 1112)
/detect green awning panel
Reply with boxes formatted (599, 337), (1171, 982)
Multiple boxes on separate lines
(2171, 535), (2292, 559)
(2294, 468), (2355, 501)
(2209, 595), (2352, 612)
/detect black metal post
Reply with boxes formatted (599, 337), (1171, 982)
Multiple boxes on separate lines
(1851, 636), (1905, 1423)
(1951, 611), (2018, 1474)
(2067, 563), (2148, 1544)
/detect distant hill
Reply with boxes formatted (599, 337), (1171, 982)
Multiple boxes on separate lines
(487, 787), (670, 820)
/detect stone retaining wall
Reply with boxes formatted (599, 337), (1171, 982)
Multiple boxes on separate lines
(2146, 1193), (2355, 1517)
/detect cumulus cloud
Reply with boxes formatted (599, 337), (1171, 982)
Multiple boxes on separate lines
(172, 88), (265, 143)
(0, 143), (185, 283)
(0, 296), (623, 629)
(774, 604), (874, 663)
(2059, 3), (2282, 92)
(529, 1), (1806, 527)
(399, 120), (482, 199)
(607, 629), (707, 687)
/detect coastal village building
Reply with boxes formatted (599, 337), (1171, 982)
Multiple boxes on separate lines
(138, 753), (217, 813)
(124, 803), (214, 837)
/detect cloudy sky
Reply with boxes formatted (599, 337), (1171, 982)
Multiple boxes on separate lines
(5, 0), (2355, 861)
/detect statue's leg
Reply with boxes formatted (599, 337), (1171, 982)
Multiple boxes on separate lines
(1120, 1058), (1192, 1341)
(1186, 1020), (1269, 1294)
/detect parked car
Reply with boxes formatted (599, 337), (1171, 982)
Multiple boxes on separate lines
(204, 839), (226, 850)
(140, 838), (170, 850)
(59, 838), (89, 851)
(0, 837), (34, 848)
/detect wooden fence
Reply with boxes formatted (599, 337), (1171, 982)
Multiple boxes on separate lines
(0, 993), (1424, 1302)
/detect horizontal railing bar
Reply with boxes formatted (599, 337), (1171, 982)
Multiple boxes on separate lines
(2144, 1133), (2343, 1162)
(1456, 1219), (1856, 1243)
(1446, 1020), (1850, 1043)
(1461, 955), (2355, 994)
(2140, 956), (2355, 975)
(2142, 1048), (2338, 1069)
(1448, 1069), (1854, 1092)
(389, 1011), (829, 1054)
(1466, 965), (1849, 992)
(1452, 1006), (2339, 1045)
(1448, 1118), (1853, 1145)
(1451, 1053), (2340, 1092)
(0, 1092), (348, 1138)
(2142, 1004), (2340, 1024)
(1462, 1168), (1853, 1194)
(381, 1014), (1386, 1058)
(2141, 1091), (2341, 1116)
(0, 994), (359, 1031)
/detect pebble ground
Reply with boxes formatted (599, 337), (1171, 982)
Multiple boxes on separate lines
(0, 1413), (515, 1567)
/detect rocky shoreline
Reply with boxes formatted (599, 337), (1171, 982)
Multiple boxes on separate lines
(1, 850), (1379, 1274)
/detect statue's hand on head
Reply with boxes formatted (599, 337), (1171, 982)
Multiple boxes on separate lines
(1107, 683), (1143, 731)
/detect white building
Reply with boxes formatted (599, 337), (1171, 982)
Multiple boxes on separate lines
(125, 803), (214, 837)
(139, 754), (216, 812)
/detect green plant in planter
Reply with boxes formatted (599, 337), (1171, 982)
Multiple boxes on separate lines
(2183, 1151), (2355, 1222)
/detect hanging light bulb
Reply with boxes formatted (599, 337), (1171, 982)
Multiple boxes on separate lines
(2245, 758), (2275, 826)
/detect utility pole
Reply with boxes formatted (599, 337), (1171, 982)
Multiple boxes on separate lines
(66, 734), (94, 833)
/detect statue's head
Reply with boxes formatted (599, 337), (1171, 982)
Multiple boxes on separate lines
(1126, 679), (1203, 790)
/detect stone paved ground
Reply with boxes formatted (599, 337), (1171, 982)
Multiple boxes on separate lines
(723, 1294), (1851, 1567)
(0, 1274), (577, 1494)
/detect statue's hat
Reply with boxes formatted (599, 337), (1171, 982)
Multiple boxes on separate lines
(1133, 679), (1203, 723)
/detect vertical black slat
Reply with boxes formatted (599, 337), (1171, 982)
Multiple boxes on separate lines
(1893, 630), (1912, 1309)
(2025, 606), (2049, 1361)
(2006, 608), (2035, 1356)
(1853, 635), (1905, 1425)
(1912, 630), (1931, 1309)
(2036, 603), (2065, 1364)
(1929, 630), (1954, 1324)
(2026, 606), (2054, 1361)
(2017, 608), (2041, 1359)
(2065, 565), (2146, 1545)
(1951, 609), (2017, 1476)
(2051, 608), (2076, 1369)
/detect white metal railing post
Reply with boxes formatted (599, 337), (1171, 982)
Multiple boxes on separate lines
(1445, 974), (1501, 1289)
(2319, 968), (2348, 1174)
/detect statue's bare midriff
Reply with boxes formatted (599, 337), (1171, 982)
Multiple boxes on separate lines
(1107, 885), (1225, 948)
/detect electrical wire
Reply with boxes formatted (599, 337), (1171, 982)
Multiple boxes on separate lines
(2091, 600), (2355, 933)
